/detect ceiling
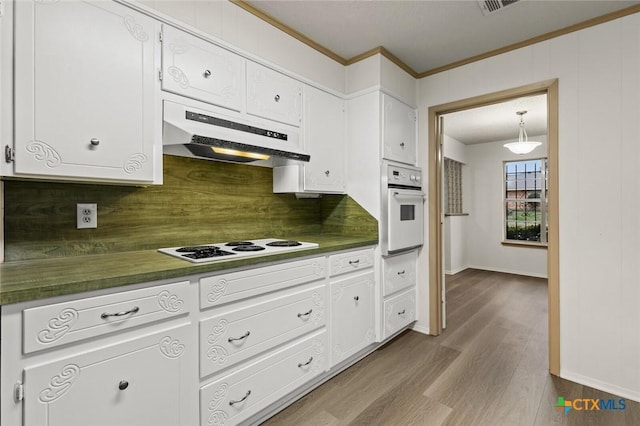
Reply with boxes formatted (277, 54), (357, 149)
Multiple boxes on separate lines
(244, 0), (640, 75)
(443, 94), (547, 145)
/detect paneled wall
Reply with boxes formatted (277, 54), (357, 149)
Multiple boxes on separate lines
(418, 13), (640, 401)
(4, 156), (370, 261)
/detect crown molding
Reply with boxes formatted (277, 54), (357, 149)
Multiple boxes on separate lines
(230, 1), (640, 80)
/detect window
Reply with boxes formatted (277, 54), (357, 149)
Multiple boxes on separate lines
(445, 158), (464, 215)
(504, 158), (548, 244)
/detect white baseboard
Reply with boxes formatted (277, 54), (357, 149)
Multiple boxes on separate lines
(466, 264), (548, 279)
(561, 370), (640, 403)
(411, 323), (430, 335)
(445, 265), (469, 275)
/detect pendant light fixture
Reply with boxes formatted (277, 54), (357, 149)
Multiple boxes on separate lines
(503, 110), (542, 155)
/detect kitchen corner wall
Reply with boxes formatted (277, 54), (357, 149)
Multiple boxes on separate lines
(3, 155), (372, 261)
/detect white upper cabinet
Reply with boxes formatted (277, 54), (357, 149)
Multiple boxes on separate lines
(302, 86), (345, 193)
(382, 94), (417, 165)
(246, 61), (302, 127)
(161, 25), (245, 111)
(13, 0), (158, 184)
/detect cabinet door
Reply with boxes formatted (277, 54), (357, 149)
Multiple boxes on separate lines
(247, 61), (302, 127)
(330, 271), (375, 366)
(302, 86), (345, 193)
(14, 1), (157, 183)
(382, 94), (416, 165)
(161, 25), (244, 111)
(23, 324), (195, 426)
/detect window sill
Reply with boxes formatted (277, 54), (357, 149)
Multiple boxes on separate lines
(444, 213), (469, 217)
(502, 241), (548, 249)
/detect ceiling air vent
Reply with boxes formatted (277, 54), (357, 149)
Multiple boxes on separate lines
(477, 0), (521, 16)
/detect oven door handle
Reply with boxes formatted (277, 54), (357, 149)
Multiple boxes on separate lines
(392, 191), (426, 200)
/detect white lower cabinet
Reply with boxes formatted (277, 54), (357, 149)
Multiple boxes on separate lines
(330, 270), (376, 366)
(382, 288), (416, 340)
(23, 324), (193, 426)
(200, 329), (327, 426)
(381, 250), (417, 339)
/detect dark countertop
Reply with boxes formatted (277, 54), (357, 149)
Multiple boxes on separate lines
(0, 234), (378, 305)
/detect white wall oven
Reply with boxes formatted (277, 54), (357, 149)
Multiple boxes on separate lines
(381, 161), (425, 255)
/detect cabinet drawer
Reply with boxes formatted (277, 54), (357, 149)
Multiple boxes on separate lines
(161, 25), (244, 111)
(329, 248), (374, 277)
(330, 271), (375, 366)
(246, 61), (302, 127)
(200, 257), (325, 309)
(383, 288), (416, 340)
(200, 284), (326, 377)
(23, 281), (191, 354)
(382, 250), (417, 296)
(200, 329), (326, 426)
(23, 323), (195, 426)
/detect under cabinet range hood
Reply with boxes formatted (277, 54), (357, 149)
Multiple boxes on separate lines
(162, 100), (309, 164)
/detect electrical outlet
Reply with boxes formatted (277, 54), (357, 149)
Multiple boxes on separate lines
(77, 203), (97, 229)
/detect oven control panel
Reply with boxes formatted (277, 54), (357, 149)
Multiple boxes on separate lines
(387, 163), (422, 188)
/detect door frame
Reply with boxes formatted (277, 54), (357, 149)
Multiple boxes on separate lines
(427, 79), (560, 375)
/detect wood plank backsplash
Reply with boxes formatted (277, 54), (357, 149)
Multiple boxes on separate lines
(3, 156), (338, 261)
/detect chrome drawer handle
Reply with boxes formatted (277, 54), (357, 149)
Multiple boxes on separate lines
(297, 309), (313, 318)
(229, 390), (251, 406)
(354, 296), (360, 302)
(298, 356), (313, 368)
(90, 138), (100, 146)
(398, 309), (406, 316)
(101, 306), (139, 319)
(118, 380), (129, 391)
(228, 331), (250, 343)
(203, 69), (212, 78)
(348, 259), (360, 265)
(400, 142), (405, 148)
(325, 170), (330, 176)
(397, 270), (406, 275)
(274, 94), (280, 102)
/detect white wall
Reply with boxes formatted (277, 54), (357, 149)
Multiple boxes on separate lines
(417, 13), (640, 401)
(443, 135), (468, 274)
(465, 136), (548, 278)
(139, 0), (345, 93)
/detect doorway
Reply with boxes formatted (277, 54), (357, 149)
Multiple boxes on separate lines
(427, 80), (559, 375)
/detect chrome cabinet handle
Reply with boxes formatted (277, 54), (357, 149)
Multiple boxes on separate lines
(354, 296), (360, 301)
(298, 357), (313, 368)
(297, 309), (313, 318)
(400, 142), (405, 148)
(228, 331), (250, 343)
(274, 94), (280, 102)
(90, 138), (100, 146)
(325, 170), (330, 176)
(398, 309), (406, 316)
(204, 69), (212, 78)
(348, 259), (360, 265)
(101, 306), (139, 319)
(229, 390), (251, 406)
(397, 270), (406, 275)
(118, 380), (129, 391)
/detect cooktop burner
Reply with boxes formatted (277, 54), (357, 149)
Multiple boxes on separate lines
(232, 245), (266, 252)
(158, 238), (319, 264)
(266, 240), (302, 247)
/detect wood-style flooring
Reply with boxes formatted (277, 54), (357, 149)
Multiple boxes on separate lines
(263, 269), (639, 425)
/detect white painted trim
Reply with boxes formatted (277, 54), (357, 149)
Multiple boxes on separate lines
(445, 265), (469, 275)
(411, 323), (430, 335)
(561, 370), (640, 403)
(465, 265), (548, 279)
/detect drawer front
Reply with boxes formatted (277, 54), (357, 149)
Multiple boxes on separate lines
(382, 250), (417, 296)
(383, 288), (416, 340)
(23, 281), (191, 354)
(24, 323), (195, 426)
(161, 25), (244, 111)
(330, 271), (376, 366)
(329, 248), (375, 277)
(200, 330), (326, 426)
(200, 257), (326, 309)
(199, 285), (326, 377)
(246, 61), (302, 127)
